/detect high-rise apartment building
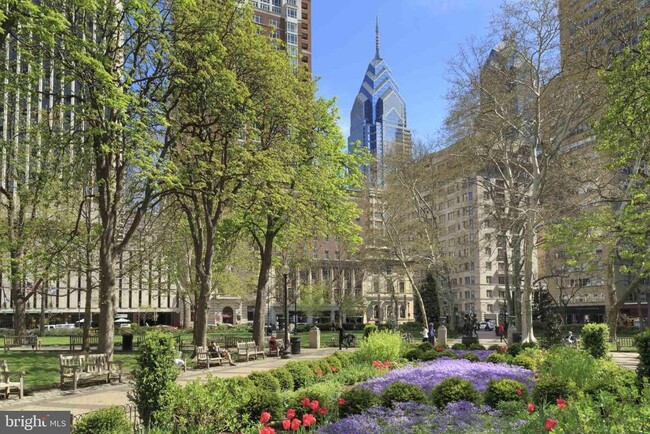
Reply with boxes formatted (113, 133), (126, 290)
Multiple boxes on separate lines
(541, 1), (650, 325)
(348, 20), (411, 186)
(250, 0), (312, 70)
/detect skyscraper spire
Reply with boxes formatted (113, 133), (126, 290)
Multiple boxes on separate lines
(375, 16), (381, 59)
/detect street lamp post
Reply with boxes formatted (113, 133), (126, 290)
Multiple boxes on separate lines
(281, 265), (291, 359)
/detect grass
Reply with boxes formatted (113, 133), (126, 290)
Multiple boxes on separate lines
(0, 351), (140, 392)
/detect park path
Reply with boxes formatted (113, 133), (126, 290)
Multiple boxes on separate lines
(0, 347), (341, 417)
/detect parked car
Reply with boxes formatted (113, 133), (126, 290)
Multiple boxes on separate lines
(479, 321), (494, 331)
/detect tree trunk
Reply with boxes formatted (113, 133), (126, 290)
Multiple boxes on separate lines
(10, 250), (26, 337)
(193, 281), (210, 347)
(97, 241), (116, 356)
(521, 209), (536, 343)
(252, 236), (274, 347)
(82, 268), (93, 351)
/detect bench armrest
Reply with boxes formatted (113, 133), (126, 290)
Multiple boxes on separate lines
(108, 361), (124, 371)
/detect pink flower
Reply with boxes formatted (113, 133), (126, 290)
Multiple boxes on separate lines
(516, 389), (522, 396)
(330, 366), (338, 373)
(544, 418), (557, 431)
(556, 398), (568, 410)
(301, 397), (311, 407)
(337, 398), (346, 405)
(286, 408), (296, 420)
(259, 412), (271, 424)
(282, 419), (291, 430)
(290, 418), (302, 431)
(309, 400), (320, 411)
(527, 403), (535, 413)
(259, 426), (275, 434)
(318, 406), (327, 415)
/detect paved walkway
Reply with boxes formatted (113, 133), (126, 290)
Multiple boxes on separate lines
(0, 347), (341, 416)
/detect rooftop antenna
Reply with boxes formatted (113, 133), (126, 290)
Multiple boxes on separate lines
(375, 16), (381, 59)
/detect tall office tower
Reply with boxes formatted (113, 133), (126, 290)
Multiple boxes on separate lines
(348, 19), (411, 187)
(250, 0), (312, 70)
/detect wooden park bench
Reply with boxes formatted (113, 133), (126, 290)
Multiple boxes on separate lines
(195, 346), (223, 368)
(616, 337), (636, 352)
(0, 361), (24, 399)
(246, 341), (265, 360)
(59, 353), (124, 391)
(3, 335), (41, 351)
(69, 335), (99, 351)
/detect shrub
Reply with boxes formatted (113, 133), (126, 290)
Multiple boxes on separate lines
(486, 353), (509, 364)
(581, 323), (609, 359)
(418, 342), (435, 352)
(381, 381), (428, 407)
(363, 323), (378, 338)
(270, 367), (294, 391)
(469, 343), (486, 350)
(339, 388), (382, 418)
(585, 361), (637, 398)
(532, 376), (578, 405)
(246, 389), (284, 423)
(333, 351), (355, 368)
(507, 343), (522, 357)
(154, 377), (254, 433)
(637, 329), (650, 387)
(356, 330), (404, 363)
(421, 349), (440, 361)
(431, 377), (482, 408)
(73, 406), (132, 434)
(541, 346), (597, 390)
(511, 354), (536, 371)
(129, 330), (179, 427)
(324, 355), (343, 372)
(249, 371), (281, 392)
(451, 343), (466, 350)
(438, 350), (458, 359)
(404, 348), (424, 361)
(284, 361), (312, 390)
(488, 344), (500, 351)
(336, 364), (378, 385)
(484, 378), (529, 408)
(462, 353), (480, 362)
(521, 342), (538, 350)
(495, 400), (528, 417)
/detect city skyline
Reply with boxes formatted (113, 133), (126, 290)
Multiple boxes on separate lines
(313, 0), (498, 144)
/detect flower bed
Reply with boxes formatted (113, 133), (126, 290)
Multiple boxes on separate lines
(359, 359), (535, 394)
(317, 401), (526, 434)
(450, 349), (495, 360)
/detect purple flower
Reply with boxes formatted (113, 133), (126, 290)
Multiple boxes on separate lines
(316, 414), (381, 434)
(358, 359), (534, 395)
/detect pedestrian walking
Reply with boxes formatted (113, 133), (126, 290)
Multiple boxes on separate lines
(498, 324), (505, 342)
(421, 325), (429, 342)
(428, 322), (436, 345)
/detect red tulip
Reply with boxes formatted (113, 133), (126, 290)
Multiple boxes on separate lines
(282, 419), (291, 430)
(319, 406), (327, 415)
(544, 418), (557, 431)
(556, 398), (568, 409)
(337, 398), (346, 405)
(259, 412), (271, 424)
(290, 418), (302, 431)
(309, 400), (320, 411)
(301, 397), (311, 407)
(286, 408), (296, 420)
(516, 389), (522, 396)
(527, 403), (535, 413)
(302, 413), (316, 427)
(259, 426), (275, 434)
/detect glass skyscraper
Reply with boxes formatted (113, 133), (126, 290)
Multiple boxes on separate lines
(348, 19), (411, 186)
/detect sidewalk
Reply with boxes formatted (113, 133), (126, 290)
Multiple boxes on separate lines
(0, 347), (341, 416)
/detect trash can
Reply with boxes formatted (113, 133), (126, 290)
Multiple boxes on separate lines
(122, 333), (134, 351)
(290, 337), (301, 354)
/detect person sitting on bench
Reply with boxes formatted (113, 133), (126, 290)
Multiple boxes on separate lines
(208, 341), (237, 366)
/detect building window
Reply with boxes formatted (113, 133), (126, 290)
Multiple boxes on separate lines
(486, 289), (493, 297)
(287, 33), (298, 44)
(464, 291), (471, 299)
(498, 275), (506, 285)
(464, 276), (471, 285)
(498, 262), (505, 271)
(287, 22), (297, 33)
(485, 247), (492, 256)
(485, 261), (492, 271)
(399, 282), (405, 293)
(486, 276), (492, 284)
(487, 304), (493, 313)
(269, 18), (279, 28)
(253, 14), (263, 24)
(287, 7), (297, 18)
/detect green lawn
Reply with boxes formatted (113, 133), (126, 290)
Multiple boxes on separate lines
(0, 352), (140, 392)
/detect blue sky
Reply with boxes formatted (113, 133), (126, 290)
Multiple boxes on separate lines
(312, 0), (500, 143)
